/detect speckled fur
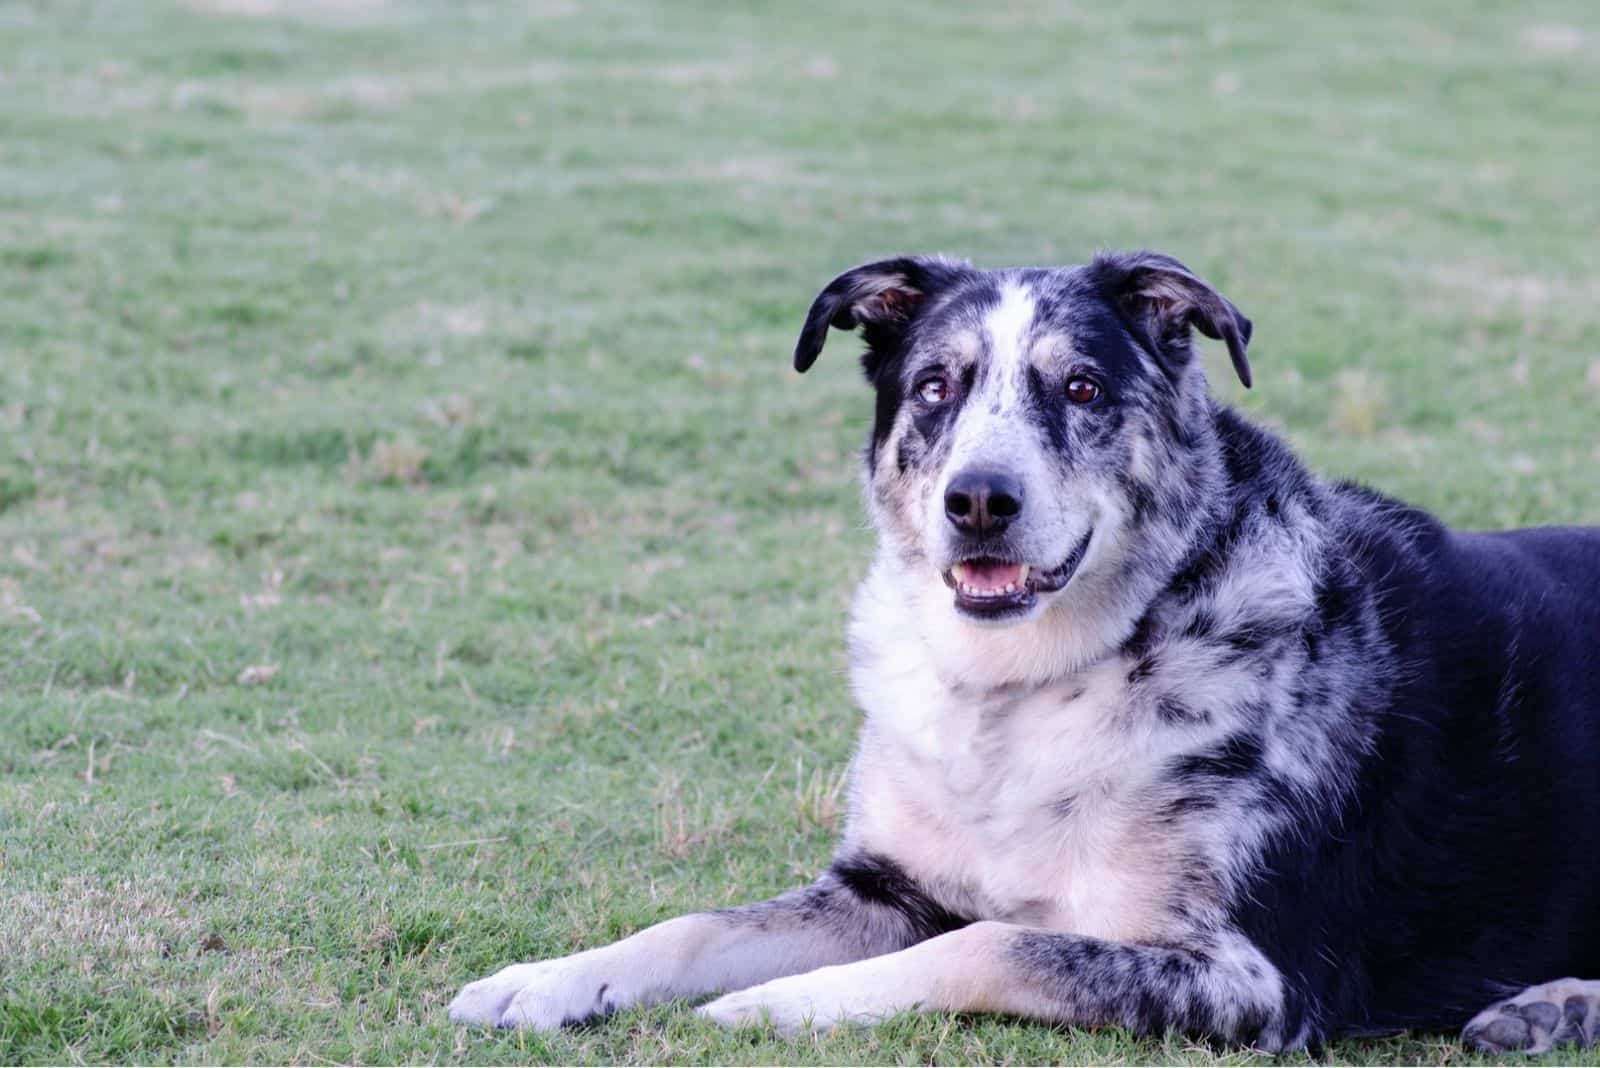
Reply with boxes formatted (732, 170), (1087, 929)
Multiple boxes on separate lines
(450, 253), (1600, 1052)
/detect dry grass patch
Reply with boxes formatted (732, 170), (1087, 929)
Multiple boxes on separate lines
(5, 878), (202, 966)
(1328, 369), (1386, 438)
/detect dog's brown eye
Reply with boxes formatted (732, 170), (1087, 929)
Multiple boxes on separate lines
(917, 377), (950, 404)
(1065, 376), (1101, 405)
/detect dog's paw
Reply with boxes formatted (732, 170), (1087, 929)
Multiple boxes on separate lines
(1463, 978), (1600, 1054)
(697, 963), (919, 1035)
(449, 956), (618, 1030)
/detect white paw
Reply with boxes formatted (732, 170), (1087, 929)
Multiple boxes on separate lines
(697, 963), (920, 1035)
(449, 955), (617, 1030)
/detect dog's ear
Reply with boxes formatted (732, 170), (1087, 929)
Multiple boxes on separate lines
(1090, 251), (1253, 389)
(794, 256), (968, 378)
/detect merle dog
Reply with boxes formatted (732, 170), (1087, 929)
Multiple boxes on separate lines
(450, 252), (1600, 1053)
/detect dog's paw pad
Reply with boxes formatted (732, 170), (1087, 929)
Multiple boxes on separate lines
(1463, 979), (1600, 1054)
(1513, 1000), (1560, 1032)
(1465, 1013), (1531, 1052)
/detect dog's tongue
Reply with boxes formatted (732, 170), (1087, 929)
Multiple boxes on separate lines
(953, 560), (1024, 593)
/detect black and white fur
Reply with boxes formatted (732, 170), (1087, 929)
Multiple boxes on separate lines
(450, 252), (1600, 1052)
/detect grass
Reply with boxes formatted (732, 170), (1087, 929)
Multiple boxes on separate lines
(2, 0), (1598, 1063)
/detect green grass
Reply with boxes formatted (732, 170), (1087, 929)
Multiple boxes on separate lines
(2, 0), (1599, 1063)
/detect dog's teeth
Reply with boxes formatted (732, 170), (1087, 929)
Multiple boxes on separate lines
(952, 563), (971, 584)
(1019, 564), (1031, 584)
(957, 580), (1023, 599)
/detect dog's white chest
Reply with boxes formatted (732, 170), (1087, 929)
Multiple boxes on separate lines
(849, 654), (1185, 941)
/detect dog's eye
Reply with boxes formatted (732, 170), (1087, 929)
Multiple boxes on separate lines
(917, 376), (950, 405)
(1065, 376), (1102, 405)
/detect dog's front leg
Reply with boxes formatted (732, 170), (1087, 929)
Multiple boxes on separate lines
(449, 866), (930, 1030)
(700, 920), (1292, 1048)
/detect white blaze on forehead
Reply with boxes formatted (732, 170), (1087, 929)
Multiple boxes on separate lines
(943, 281), (1040, 471)
(980, 282), (1038, 405)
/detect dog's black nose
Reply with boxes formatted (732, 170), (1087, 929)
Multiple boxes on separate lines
(944, 469), (1024, 535)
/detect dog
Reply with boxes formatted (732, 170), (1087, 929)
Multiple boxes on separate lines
(449, 251), (1600, 1053)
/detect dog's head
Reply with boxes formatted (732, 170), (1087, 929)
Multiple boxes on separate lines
(795, 251), (1251, 629)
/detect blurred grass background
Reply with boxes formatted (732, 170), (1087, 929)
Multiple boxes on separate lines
(1, 0), (1597, 1063)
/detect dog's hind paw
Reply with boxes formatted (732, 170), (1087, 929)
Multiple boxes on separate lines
(1463, 978), (1600, 1054)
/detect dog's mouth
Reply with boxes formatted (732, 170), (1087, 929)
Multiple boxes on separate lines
(939, 531), (1093, 621)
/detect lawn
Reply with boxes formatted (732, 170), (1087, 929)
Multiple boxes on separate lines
(2, 0), (1598, 1063)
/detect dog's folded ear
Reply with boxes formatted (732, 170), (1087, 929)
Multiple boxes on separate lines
(1090, 251), (1254, 389)
(794, 256), (969, 378)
